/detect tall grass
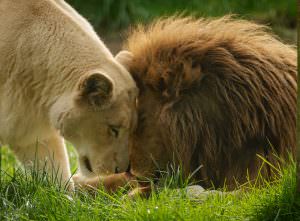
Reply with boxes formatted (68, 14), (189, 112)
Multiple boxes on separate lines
(0, 145), (299, 220)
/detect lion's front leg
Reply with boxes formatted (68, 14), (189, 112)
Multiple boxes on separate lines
(11, 132), (73, 190)
(73, 172), (138, 193)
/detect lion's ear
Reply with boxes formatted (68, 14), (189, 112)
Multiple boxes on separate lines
(76, 72), (114, 108)
(115, 50), (133, 69)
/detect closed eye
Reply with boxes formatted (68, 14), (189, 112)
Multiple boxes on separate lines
(109, 125), (120, 138)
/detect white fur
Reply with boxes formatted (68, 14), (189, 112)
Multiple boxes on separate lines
(0, 0), (137, 190)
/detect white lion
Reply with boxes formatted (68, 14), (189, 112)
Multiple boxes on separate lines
(0, 0), (137, 189)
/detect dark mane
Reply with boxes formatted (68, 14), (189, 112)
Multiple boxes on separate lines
(125, 16), (297, 187)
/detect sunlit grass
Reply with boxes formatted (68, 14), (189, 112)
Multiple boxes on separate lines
(0, 146), (299, 220)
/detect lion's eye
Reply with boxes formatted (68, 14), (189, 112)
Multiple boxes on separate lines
(109, 125), (120, 138)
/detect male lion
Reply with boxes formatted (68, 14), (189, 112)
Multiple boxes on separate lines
(79, 16), (296, 194)
(122, 16), (297, 190)
(0, 0), (137, 189)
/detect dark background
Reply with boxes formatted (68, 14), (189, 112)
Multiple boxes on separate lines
(67, 0), (297, 54)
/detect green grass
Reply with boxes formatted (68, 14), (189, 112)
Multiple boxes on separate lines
(0, 146), (299, 220)
(67, 0), (296, 50)
(68, 0), (296, 36)
(68, 0), (296, 27)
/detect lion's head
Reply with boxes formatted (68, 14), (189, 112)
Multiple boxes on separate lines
(120, 16), (297, 189)
(50, 57), (138, 178)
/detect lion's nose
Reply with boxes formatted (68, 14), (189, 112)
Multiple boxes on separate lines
(82, 156), (93, 172)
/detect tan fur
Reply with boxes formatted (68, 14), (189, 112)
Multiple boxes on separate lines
(73, 172), (138, 193)
(0, 0), (137, 189)
(123, 16), (297, 189)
